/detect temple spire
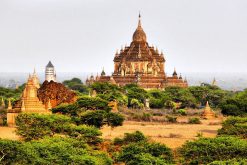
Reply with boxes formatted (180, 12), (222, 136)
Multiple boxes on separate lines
(1, 97), (5, 107)
(7, 99), (12, 110)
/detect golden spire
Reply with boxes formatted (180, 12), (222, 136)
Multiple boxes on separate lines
(212, 77), (217, 86)
(7, 99), (12, 110)
(1, 97), (5, 107)
(132, 12), (146, 42)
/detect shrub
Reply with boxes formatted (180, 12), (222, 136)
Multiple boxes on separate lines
(166, 115), (177, 123)
(15, 113), (102, 144)
(188, 117), (201, 124)
(0, 137), (112, 165)
(179, 136), (247, 164)
(113, 131), (147, 146)
(77, 96), (111, 111)
(177, 109), (187, 116)
(78, 111), (124, 128)
(217, 117), (247, 138)
(106, 112), (124, 128)
(16, 113), (71, 141)
(209, 159), (247, 165)
(116, 141), (173, 164)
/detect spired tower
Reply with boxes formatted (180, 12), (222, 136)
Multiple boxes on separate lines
(45, 61), (56, 82)
(7, 73), (51, 126)
(93, 14), (188, 89)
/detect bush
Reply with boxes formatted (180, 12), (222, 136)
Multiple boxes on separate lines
(209, 159), (247, 165)
(15, 113), (102, 144)
(188, 117), (201, 124)
(166, 116), (177, 123)
(16, 113), (71, 141)
(177, 109), (187, 116)
(0, 137), (112, 165)
(179, 136), (247, 164)
(116, 141), (173, 164)
(217, 117), (247, 138)
(113, 131), (147, 146)
(77, 96), (111, 111)
(78, 111), (124, 128)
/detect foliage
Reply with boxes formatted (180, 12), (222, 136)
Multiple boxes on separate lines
(91, 82), (127, 106)
(0, 137), (112, 165)
(116, 141), (173, 165)
(0, 85), (25, 100)
(124, 84), (148, 107)
(52, 103), (81, 116)
(166, 115), (177, 123)
(164, 100), (176, 110)
(148, 90), (171, 109)
(188, 117), (201, 124)
(177, 109), (187, 116)
(164, 87), (197, 108)
(189, 85), (228, 108)
(63, 78), (89, 94)
(220, 90), (247, 116)
(15, 113), (102, 144)
(130, 99), (144, 109)
(77, 96), (112, 111)
(179, 136), (247, 164)
(217, 117), (247, 138)
(209, 159), (247, 165)
(78, 110), (124, 128)
(113, 131), (147, 146)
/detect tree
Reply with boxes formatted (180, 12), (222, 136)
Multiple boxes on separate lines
(0, 137), (112, 165)
(63, 78), (89, 94)
(179, 137), (247, 164)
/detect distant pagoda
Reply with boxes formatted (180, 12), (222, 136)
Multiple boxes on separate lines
(201, 101), (215, 119)
(45, 61), (56, 82)
(87, 14), (188, 89)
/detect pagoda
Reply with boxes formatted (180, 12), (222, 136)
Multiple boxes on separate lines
(201, 101), (215, 119)
(88, 14), (188, 89)
(7, 71), (51, 126)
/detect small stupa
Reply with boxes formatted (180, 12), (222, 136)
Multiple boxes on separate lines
(7, 73), (51, 126)
(201, 101), (215, 119)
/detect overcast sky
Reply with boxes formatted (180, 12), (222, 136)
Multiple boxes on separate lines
(0, 0), (247, 75)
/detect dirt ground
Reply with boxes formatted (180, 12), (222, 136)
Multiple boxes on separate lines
(0, 118), (222, 149)
(101, 118), (222, 149)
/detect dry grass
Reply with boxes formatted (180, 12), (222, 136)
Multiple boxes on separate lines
(0, 117), (222, 149)
(0, 127), (20, 140)
(101, 117), (222, 149)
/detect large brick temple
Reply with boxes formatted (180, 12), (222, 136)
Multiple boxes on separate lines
(86, 14), (188, 89)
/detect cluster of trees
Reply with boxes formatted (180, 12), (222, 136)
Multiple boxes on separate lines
(220, 89), (247, 116)
(178, 116), (247, 164)
(0, 137), (112, 164)
(63, 78), (89, 94)
(86, 81), (228, 110)
(112, 131), (174, 165)
(52, 96), (124, 128)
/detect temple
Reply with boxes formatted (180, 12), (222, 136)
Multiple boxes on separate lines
(87, 14), (188, 89)
(201, 101), (215, 119)
(7, 71), (51, 126)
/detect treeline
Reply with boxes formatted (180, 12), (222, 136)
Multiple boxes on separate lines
(62, 78), (247, 116)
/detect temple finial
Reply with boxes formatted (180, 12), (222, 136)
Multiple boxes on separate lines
(138, 12), (142, 28)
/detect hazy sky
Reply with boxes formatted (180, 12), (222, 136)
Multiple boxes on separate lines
(0, 0), (247, 75)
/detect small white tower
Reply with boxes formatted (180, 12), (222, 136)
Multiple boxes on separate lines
(45, 61), (56, 82)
